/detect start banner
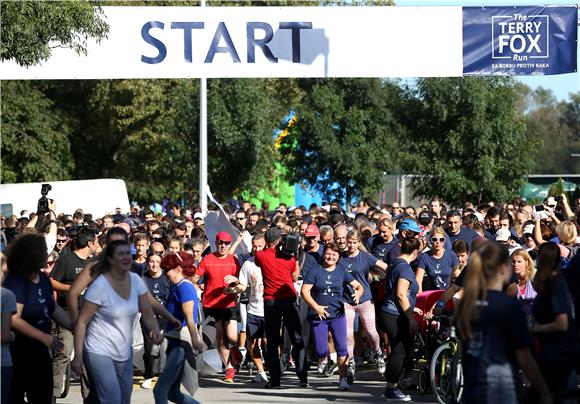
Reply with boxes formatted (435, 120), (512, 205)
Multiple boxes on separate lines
(463, 6), (578, 76)
(1, 6), (576, 80)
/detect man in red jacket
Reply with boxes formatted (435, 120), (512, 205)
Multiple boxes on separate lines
(255, 227), (309, 388)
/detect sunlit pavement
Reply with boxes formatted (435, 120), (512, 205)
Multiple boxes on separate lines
(58, 367), (438, 403)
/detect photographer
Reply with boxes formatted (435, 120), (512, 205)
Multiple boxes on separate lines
(254, 227), (309, 389)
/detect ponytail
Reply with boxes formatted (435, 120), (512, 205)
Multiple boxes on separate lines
(455, 252), (485, 340)
(455, 242), (509, 340)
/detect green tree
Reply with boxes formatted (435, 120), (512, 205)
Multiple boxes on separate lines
(1, 1), (109, 67)
(1, 81), (74, 183)
(399, 77), (540, 206)
(280, 78), (404, 207)
(518, 87), (580, 174)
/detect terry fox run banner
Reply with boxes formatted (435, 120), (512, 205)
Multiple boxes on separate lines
(463, 6), (578, 76)
(1, 6), (576, 79)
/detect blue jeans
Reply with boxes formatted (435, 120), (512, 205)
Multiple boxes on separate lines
(84, 351), (133, 404)
(154, 346), (200, 404)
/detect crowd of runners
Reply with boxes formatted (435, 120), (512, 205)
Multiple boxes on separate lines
(1, 192), (580, 404)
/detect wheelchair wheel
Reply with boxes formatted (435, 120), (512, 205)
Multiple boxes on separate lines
(451, 350), (463, 403)
(430, 343), (455, 404)
(418, 366), (429, 395)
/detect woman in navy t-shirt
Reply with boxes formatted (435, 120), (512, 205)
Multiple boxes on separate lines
(154, 252), (203, 404)
(531, 242), (578, 399)
(301, 242), (363, 392)
(4, 234), (72, 404)
(379, 238), (421, 401)
(456, 242), (551, 404)
(341, 229), (388, 381)
(416, 227), (459, 293)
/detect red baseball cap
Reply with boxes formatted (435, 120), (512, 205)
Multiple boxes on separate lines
(304, 225), (319, 237)
(215, 231), (233, 242)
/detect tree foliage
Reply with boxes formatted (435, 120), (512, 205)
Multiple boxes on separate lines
(1, 81), (74, 183)
(517, 86), (580, 174)
(1, 0), (109, 67)
(398, 77), (540, 206)
(280, 78), (404, 206)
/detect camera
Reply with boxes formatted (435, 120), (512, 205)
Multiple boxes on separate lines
(37, 183), (52, 215)
(280, 231), (301, 257)
(554, 195), (563, 203)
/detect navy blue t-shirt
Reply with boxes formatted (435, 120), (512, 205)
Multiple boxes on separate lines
(340, 251), (378, 305)
(4, 272), (55, 335)
(301, 253), (319, 280)
(459, 291), (531, 404)
(446, 227), (479, 249)
(532, 274), (578, 361)
(382, 258), (419, 316)
(303, 264), (355, 320)
(370, 235), (399, 264)
(417, 249), (459, 291)
(143, 272), (170, 306)
(306, 244), (324, 264)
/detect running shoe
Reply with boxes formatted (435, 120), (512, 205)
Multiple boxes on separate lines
(384, 388), (411, 401)
(324, 360), (338, 377)
(252, 371), (269, 383)
(299, 380), (311, 388)
(347, 358), (356, 384)
(317, 358), (328, 375)
(374, 351), (387, 374)
(339, 377), (349, 391)
(140, 378), (153, 389)
(224, 367), (236, 383)
(265, 381), (283, 389)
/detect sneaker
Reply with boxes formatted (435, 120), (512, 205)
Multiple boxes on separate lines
(265, 381), (283, 389)
(224, 368), (236, 383)
(317, 358), (328, 375)
(339, 377), (349, 391)
(299, 381), (311, 388)
(374, 351), (386, 374)
(252, 371), (268, 383)
(141, 378), (153, 389)
(230, 346), (243, 368)
(384, 387), (411, 401)
(347, 358), (356, 384)
(324, 360), (338, 377)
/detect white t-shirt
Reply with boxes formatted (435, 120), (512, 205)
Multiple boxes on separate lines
(238, 257), (264, 317)
(84, 272), (147, 361)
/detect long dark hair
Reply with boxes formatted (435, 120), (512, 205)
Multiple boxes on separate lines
(455, 242), (510, 340)
(6, 234), (48, 280)
(533, 242), (561, 295)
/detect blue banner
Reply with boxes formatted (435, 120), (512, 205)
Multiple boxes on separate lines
(463, 6), (577, 76)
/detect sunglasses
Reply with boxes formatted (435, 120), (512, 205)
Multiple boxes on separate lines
(431, 237), (445, 243)
(46, 261), (55, 266)
(236, 217), (246, 221)
(56, 239), (67, 244)
(217, 240), (231, 246)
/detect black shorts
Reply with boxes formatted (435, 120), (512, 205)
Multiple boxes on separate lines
(204, 307), (238, 323)
(246, 313), (265, 339)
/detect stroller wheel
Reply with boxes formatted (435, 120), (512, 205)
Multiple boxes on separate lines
(418, 367), (429, 395)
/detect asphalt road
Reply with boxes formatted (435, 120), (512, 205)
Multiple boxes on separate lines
(58, 367), (438, 403)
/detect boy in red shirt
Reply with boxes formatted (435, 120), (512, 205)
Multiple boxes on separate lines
(196, 232), (241, 382)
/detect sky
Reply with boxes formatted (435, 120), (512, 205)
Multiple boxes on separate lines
(395, 0), (580, 100)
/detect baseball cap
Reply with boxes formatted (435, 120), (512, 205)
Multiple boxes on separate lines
(417, 211), (433, 226)
(399, 219), (421, 233)
(495, 228), (511, 242)
(304, 224), (319, 238)
(215, 231), (233, 243)
(193, 212), (204, 220)
(265, 227), (282, 243)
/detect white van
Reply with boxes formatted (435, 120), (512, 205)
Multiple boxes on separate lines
(0, 179), (130, 218)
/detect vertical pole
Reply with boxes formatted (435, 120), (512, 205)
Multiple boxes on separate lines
(199, 0), (208, 212)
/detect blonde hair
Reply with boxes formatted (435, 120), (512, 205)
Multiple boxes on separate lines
(511, 248), (535, 281)
(555, 221), (577, 245)
(379, 218), (395, 231)
(346, 229), (368, 252)
(430, 227), (446, 239)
